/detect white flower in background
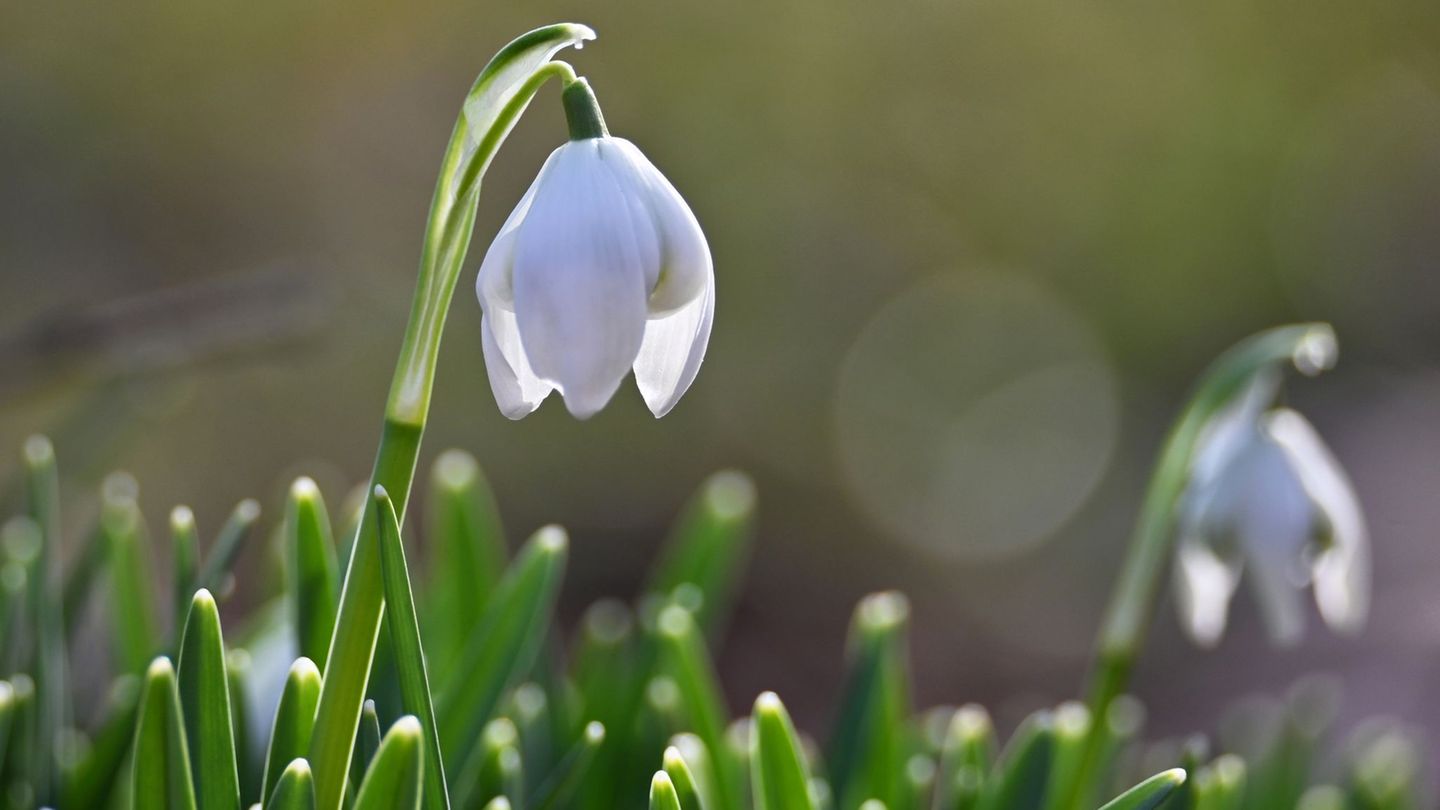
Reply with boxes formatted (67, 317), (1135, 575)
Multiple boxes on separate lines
(1174, 372), (1369, 647)
(475, 78), (713, 420)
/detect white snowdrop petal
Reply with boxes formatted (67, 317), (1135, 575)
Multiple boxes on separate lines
(1266, 409), (1371, 635)
(477, 156), (549, 309)
(512, 141), (651, 419)
(1245, 534), (1308, 647)
(1174, 539), (1242, 648)
(610, 139), (711, 316)
(633, 273), (714, 417)
(1189, 371), (1280, 491)
(480, 312), (553, 419)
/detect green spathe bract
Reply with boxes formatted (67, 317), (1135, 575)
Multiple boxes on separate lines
(308, 23), (594, 810)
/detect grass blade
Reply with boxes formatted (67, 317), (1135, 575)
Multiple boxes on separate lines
(662, 744), (706, 810)
(532, 721), (606, 810)
(435, 527), (567, 767)
(195, 499), (261, 600)
(1191, 755), (1244, 810)
(176, 589), (242, 810)
(132, 657), (198, 810)
(752, 692), (815, 810)
(350, 699), (383, 803)
(655, 606), (740, 810)
(263, 658), (323, 804)
(61, 675), (140, 809)
(287, 478), (339, 670)
(977, 710), (1054, 810)
(425, 450), (505, 682)
(646, 472), (756, 637)
(934, 705), (995, 810)
(102, 472), (156, 675)
(171, 508), (200, 637)
(373, 485), (449, 810)
(354, 717), (424, 810)
(828, 593), (911, 810)
(651, 771), (683, 810)
(1097, 769), (1186, 810)
(1043, 704), (1092, 810)
(267, 759), (317, 810)
(228, 648), (261, 806)
(23, 435), (64, 805)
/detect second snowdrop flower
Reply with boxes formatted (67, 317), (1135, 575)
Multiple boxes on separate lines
(476, 78), (713, 419)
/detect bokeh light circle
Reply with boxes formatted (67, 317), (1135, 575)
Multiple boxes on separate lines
(834, 272), (1118, 561)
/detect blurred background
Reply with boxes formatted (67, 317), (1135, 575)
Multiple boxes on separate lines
(2, 0), (1438, 778)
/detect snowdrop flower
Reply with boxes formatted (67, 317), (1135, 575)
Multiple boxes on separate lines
(1174, 372), (1369, 647)
(476, 78), (713, 419)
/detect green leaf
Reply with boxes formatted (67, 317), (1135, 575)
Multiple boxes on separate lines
(350, 700), (383, 805)
(176, 589), (242, 810)
(23, 435), (64, 806)
(267, 759), (317, 810)
(287, 478), (339, 671)
(532, 721), (605, 810)
(373, 485), (450, 810)
(651, 772), (683, 810)
(62, 519), (107, 641)
(102, 473), (157, 675)
(1190, 756), (1244, 810)
(662, 744), (706, 810)
(195, 499), (261, 600)
(0, 680), (17, 791)
(977, 710), (1053, 810)
(132, 657), (198, 810)
(751, 693), (814, 810)
(456, 718), (524, 810)
(934, 705), (995, 810)
(655, 606), (740, 810)
(2, 674), (35, 806)
(62, 675), (140, 809)
(668, 735), (721, 810)
(828, 593), (912, 810)
(646, 471), (756, 637)
(228, 648), (261, 806)
(424, 450), (505, 683)
(263, 658), (323, 804)
(171, 507), (201, 637)
(436, 527), (567, 767)
(1096, 769), (1186, 810)
(354, 717), (424, 810)
(311, 23), (595, 810)
(1043, 703), (1091, 810)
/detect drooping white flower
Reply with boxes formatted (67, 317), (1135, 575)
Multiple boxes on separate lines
(475, 78), (713, 420)
(1174, 372), (1369, 647)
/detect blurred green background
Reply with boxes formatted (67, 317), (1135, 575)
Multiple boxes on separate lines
(2, 0), (1438, 771)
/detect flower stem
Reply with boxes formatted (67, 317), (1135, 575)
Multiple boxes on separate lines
(1057, 323), (1337, 810)
(306, 24), (595, 810)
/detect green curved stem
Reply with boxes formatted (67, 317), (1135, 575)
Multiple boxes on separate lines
(307, 23), (594, 810)
(1062, 323), (1336, 810)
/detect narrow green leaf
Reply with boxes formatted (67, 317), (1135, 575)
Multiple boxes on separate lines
(828, 593), (912, 810)
(436, 527), (567, 766)
(176, 589), (241, 810)
(287, 478), (339, 670)
(1191, 755), (1244, 810)
(373, 485), (449, 810)
(977, 710), (1054, 810)
(0, 681), (17, 793)
(23, 435), (64, 806)
(309, 23), (596, 810)
(424, 450), (505, 683)
(267, 759), (317, 810)
(171, 507), (200, 637)
(646, 471), (756, 637)
(1097, 769), (1186, 810)
(1043, 704), (1091, 810)
(457, 718), (524, 810)
(62, 519), (106, 641)
(61, 675), (140, 810)
(662, 744), (705, 810)
(483, 800), (513, 810)
(263, 658), (323, 805)
(102, 472), (157, 674)
(651, 772), (682, 810)
(933, 704), (995, 810)
(571, 600), (635, 810)
(2, 675), (35, 807)
(669, 735), (720, 810)
(354, 717), (424, 810)
(350, 699), (383, 803)
(228, 648), (260, 806)
(655, 606), (739, 810)
(752, 692), (815, 810)
(132, 657), (198, 810)
(195, 499), (261, 600)
(532, 721), (605, 810)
